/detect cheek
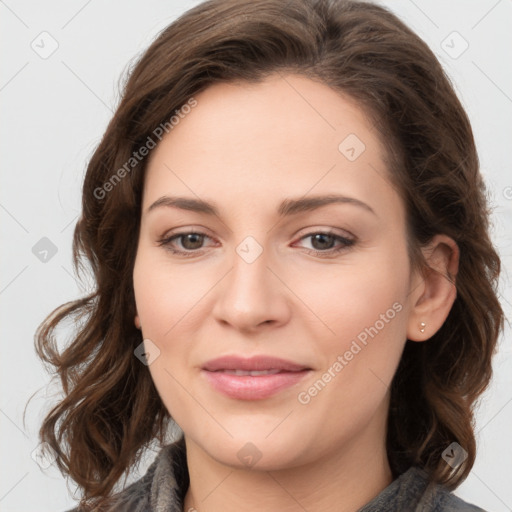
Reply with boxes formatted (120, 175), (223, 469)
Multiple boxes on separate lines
(295, 257), (408, 343)
(295, 244), (409, 393)
(132, 251), (207, 418)
(133, 250), (209, 339)
(133, 257), (196, 420)
(295, 282), (407, 444)
(146, 354), (191, 425)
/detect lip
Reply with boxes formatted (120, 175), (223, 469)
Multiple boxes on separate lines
(201, 355), (312, 400)
(202, 355), (310, 372)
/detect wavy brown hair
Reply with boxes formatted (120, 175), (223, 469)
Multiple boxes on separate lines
(34, 0), (504, 509)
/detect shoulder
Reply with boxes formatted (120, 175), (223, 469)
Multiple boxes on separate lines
(359, 466), (488, 512)
(423, 480), (487, 512)
(406, 467), (487, 512)
(63, 465), (154, 512)
(63, 437), (188, 512)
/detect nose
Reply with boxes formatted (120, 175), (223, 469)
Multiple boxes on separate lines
(211, 240), (291, 333)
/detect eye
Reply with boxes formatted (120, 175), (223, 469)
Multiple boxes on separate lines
(294, 231), (355, 257)
(158, 231), (215, 256)
(158, 229), (355, 258)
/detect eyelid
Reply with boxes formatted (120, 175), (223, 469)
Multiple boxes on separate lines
(293, 226), (354, 242)
(159, 226), (216, 243)
(158, 229), (217, 250)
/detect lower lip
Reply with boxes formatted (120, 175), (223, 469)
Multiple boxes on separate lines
(202, 370), (311, 400)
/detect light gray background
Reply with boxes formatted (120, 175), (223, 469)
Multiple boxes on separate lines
(1, 1), (511, 511)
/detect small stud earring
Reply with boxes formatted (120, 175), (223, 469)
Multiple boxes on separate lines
(419, 322), (426, 333)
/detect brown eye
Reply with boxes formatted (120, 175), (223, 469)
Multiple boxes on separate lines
(158, 230), (215, 257)
(179, 233), (205, 250)
(310, 233), (337, 250)
(294, 231), (355, 257)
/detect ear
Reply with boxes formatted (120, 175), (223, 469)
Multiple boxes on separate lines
(406, 234), (459, 342)
(134, 314), (141, 330)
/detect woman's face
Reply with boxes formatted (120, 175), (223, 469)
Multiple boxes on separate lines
(133, 73), (419, 470)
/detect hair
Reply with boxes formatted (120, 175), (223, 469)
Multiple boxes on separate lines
(34, 0), (504, 509)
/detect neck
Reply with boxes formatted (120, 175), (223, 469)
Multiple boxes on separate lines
(182, 418), (393, 512)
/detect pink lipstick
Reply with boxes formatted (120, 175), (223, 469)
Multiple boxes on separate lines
(201, 355), (312, 400)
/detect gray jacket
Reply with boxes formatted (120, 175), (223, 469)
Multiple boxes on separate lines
(67, 437), (487, 511)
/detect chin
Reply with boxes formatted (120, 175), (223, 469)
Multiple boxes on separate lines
(190, 421), (313, 471)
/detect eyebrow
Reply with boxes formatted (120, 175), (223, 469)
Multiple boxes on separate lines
(146, 194), (377, 217)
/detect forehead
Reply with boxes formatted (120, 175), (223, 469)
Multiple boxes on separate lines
(152, 73), (378, 161)
(142, 73), (402, 223)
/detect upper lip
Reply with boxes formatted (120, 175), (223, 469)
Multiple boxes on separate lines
(202, 355), (311, 372)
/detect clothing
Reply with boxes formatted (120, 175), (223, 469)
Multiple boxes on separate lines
(66, 436), (486, 511)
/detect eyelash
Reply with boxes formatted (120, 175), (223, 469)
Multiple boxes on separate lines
(157, 230), (355, 258)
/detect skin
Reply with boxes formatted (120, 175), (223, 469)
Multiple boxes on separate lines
(133, 73), (459, 512)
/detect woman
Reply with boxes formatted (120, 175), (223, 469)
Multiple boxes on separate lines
(35, 0), (504, 510)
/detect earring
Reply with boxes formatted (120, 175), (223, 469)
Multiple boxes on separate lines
(419, 322), (426, 333)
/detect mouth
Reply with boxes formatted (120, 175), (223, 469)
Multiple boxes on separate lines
(201, 355), (312, 400)
(202, 355), (311, 372)
(212, 369), (284, 376)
